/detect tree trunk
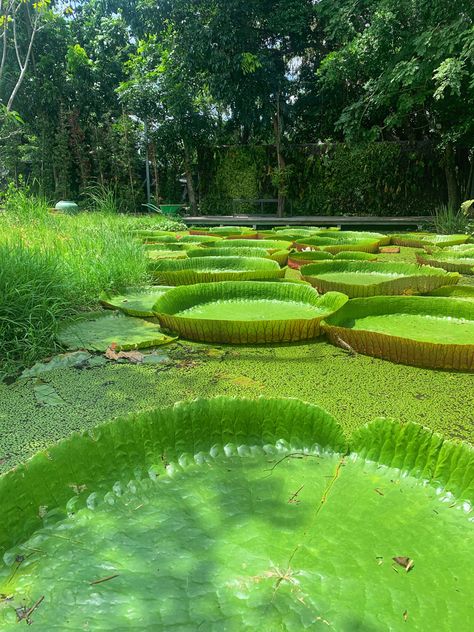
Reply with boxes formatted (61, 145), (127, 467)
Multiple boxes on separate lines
(273, 95), (285, 218)
(183, 143), (197, 213)
(444, 142), (460, 211)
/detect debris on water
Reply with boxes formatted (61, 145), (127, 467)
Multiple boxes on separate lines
(89, 574), (119, 586)
(393, 556), (414, 572)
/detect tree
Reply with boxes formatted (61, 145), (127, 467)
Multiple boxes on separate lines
(315, 0), (474, 208)
(0, 0), (51, 112)
(119, 30), (216, 212)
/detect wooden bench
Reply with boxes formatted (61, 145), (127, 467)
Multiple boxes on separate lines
(183, 215), (432, 230)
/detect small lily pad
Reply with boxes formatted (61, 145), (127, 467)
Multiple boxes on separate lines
(58, 312), (176, 352)
(100, 286), (171, 317)
(33, 380), (64, 406)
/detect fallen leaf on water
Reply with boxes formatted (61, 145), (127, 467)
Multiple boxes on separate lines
(33, 380), (64, 406)
(393, 556), (414, 572)
(104, 347), (144, 363)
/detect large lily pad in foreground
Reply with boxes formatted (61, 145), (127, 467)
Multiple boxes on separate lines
(0, 397), (471, 630)
(153, 281), (348, 343)
(149, 256), (284, 285)
(100, 286), (171, 317)
(301, 261), (459, 297)
(58, 311), (176, 351)
(322, 296), (474, 370)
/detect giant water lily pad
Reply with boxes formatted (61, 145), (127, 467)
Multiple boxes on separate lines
(153, 281), (348, 343)
(100, 286), (172, 317)
(417, 251), (474, 274)
(322, 296), (474, 370)
(188, 246), (288, 266)
(149, 256), (285, 285)
(189, 226), (257, 238)
(216, 238), (293, 252)
(301, 261), (459, 297)
(295, 235), (381, 254)
(179, 234), (223, 244)
(428, 285), (474, 300)
(0, 397), (472, 629)
(391, 233), (471, 248)
(57, 311), (176, 351)
(288, 250), (376, 269)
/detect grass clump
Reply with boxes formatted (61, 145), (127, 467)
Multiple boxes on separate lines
(0, 187), (150, 375)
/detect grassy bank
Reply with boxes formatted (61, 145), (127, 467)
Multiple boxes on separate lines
(0, 189), (183, 376)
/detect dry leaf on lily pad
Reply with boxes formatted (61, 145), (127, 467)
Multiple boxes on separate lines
(58, 312), (176, 352)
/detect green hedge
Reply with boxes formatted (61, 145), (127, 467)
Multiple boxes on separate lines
(199, 142), (445, 216)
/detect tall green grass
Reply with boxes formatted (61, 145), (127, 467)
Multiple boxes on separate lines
(0, 189), (161, 375)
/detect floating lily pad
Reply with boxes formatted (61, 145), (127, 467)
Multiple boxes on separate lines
(216, 238), (293, 252)
(288, 250), (377, 269)
(295, 235), (381, 254)
(301, 261), (459, 297)
(100, 286), (172, 317)
(146, 249), (189, 261)
(188, 246), (271, 259)
(391, 233), (471, 248)
(149, 256), (285, 285)
(427, 285), (474, 300)
(0, 397), (471, 630)
(57, 312), (176, 351)
(417, 252), (474, 274)
(178, 234), (223, 244)
(153, 281), (348, 343)
(322, 296), (474, 370)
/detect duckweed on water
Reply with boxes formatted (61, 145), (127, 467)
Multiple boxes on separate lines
(1, 339), (473, 473)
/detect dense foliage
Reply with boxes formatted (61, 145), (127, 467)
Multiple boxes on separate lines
(0, 0), (473, 213)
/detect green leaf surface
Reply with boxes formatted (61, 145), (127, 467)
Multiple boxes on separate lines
(153, 281), (348, 343)
(149, 256), (285, 285)
(100, 286), (172, 317)
(57, 312), (176, 351)
(21, 352), (92, 378)
(301, 261), (459, 297)
(33, 380), (64, 406)
(0, 398), (471, 630)
(322, 296), (474, 370)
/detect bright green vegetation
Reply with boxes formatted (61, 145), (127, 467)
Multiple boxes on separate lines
(392, 233), (471, 248)
(417, 251), (474, 274)
(301, 261), (459, 297)
(349, 314), (474, 344)
(295, 236), (381, 254)
(428, 285), (474, 299)
(323, 296), (474, 370)
(1, 336), (473, 476)
(149, 256), (284, 285)
(57, 312), (176, 351)
(176, 299), (321, 320)
(100, 286), (170, 317)
(0, 195), (158, 376)
(0, 398), (471, 629)
(204, 239), (293, 252)
(153, 282), (347, 343)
